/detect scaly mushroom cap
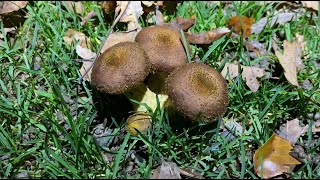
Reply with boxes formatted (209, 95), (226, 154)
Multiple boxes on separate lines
(135, 25), (188, 73)
(91, 42), (151, 94)
(166, 63), (229, 122)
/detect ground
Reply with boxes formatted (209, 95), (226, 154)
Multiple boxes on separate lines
(0, 1), (319, 179)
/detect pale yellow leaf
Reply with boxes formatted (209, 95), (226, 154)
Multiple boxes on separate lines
(79, 61), (92, 81)
(301, 1), (319, 11)
(100, 30), (139, 53)
(275, 40), (304, 86)
(63, 29), (91, 48)
(76, 45), (96, 60)
(221, 63), (265, 92)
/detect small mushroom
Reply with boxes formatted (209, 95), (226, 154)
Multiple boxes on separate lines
(91, 42), (151, 94)
(166, 63), (229, 122)
(135, 25), (188, 73)
(125, 112), (151, 136)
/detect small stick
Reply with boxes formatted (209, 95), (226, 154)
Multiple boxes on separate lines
(77, 2), (130, 83)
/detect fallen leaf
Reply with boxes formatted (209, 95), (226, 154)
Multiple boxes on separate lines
(274, 40), (304, 86)
(151, 161), (181, 179)
(64, 1), (84, 14)
(0, 27), (15, 39)
(101, 1), (116, 15)
(79, 61), (92, 81)
(165, 16), (196, 32)
(227, 16), (254, 38)
(125, 112), (151, 136)
(63, 29), (91, 48)
(75, 45), (96, 60)
(187, 27), (230, 45)
(253, 133), (301, 179)
(141, 1), (155, 7)
(278, 119), (309, 145)
(100, 30), (139, 53)
(0, 1), (28, 15)
(155, 7), (164, 25)
(116, 1), (143, 31)
(221, 63), (266, 92)
(251, 13), (298, 34)
(79, 29), (139, 82)
(301, 1), (319, 11)
(80, 11), (97, 26)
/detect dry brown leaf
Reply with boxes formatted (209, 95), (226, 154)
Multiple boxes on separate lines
(187, 27), (230, 45)
(227, 16), (254, 38)
(278, 119), (320, 145)
(151, 161), (181, 179)
(100, 30), (139, 53)
(301, 1), (319, 11)
(278, 119), (309, 145)
(101, 1), (116, 15)
(64, 1), (84, 14)
(79, 61), (92, 81)
(165, 16), (196, 32)
(116, 1), (143, 31)
(252, 13), (298, 34)
(275, 40), (304, 86)
(76, 45), (96, 60)
(0, 1), (28, 15)
(63, 29), (91, 49)
(221, 63), (266, 92)
(253, 133), (301, 179)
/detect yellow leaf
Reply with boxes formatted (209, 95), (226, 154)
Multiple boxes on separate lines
(275, 40), (304, 86)
(125, 112), (151, 136)
(253, 133), (300, 179)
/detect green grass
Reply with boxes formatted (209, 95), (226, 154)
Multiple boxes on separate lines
(0, 1), (319, 179)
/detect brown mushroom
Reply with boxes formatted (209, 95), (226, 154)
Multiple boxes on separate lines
(166, 63), (229, 122)
(91, 42), (151, 95)
(135, 25), (188, 73)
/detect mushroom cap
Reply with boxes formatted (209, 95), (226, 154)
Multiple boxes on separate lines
(166, 63), (229, 122)
(135, 25), (188, 73)
(91, 42), (151, 94)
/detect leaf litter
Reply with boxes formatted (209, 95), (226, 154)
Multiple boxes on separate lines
(253, 133), (301, 179)
(274, 35), (306, 86)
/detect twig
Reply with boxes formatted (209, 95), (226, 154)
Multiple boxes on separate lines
(77, 2), (130, 83)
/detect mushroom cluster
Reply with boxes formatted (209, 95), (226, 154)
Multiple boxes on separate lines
(91, 25), (229, 126)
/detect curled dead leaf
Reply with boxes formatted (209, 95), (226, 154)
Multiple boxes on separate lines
(187, 27), (230, 45)
(76, 45), (96, 60)
(228, 16), (254, 38)
(253, 133), (300, 179)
